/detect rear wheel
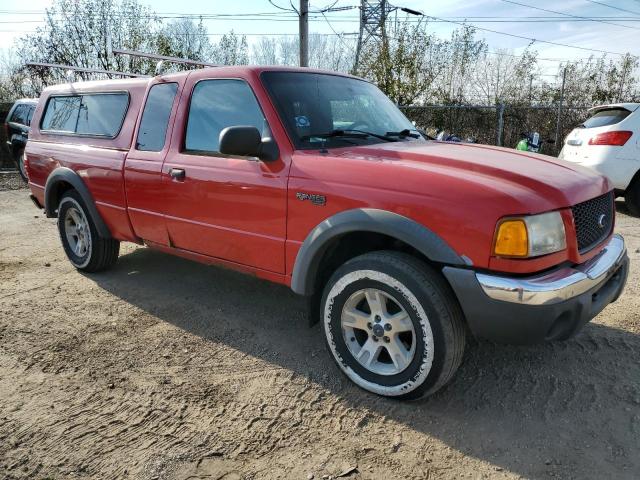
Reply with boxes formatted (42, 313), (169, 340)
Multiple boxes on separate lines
(321, 251), (466, 400)
(57, 190), (120, 272)
(625, 176), (640, 217)
(14, 147), (27, 182)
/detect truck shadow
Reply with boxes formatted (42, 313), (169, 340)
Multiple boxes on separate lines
(89, 247), (640, 480)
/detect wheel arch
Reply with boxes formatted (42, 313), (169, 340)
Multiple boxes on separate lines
(626, 168), (640, 191)
(44, 167), (112, 238)
(291, 208), (465, 296)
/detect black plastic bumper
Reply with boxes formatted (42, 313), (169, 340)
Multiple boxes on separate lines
(443, 252), (629, 345)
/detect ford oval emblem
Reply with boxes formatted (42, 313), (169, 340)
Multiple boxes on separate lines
(597, 214), (607, 228)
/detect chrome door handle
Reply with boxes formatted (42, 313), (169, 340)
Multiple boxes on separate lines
(169, 168), (185, 180)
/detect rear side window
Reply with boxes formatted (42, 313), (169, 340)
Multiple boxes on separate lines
(583, 108), (631, 128)
(136, 83), (178, 151)
(185, 79), (266, 153)
(10, 104), (28, 125)
(41, 93), (129, 137)
(41, 97), (81, 132)
(26, 106), (35, 126)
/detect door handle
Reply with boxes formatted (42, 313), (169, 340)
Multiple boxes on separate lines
(169, 168), (185, 180)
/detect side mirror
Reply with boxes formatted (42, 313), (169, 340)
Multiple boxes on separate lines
(219, 126), (279, 161)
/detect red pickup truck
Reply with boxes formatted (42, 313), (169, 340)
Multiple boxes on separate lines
(25, 66), (629, 399)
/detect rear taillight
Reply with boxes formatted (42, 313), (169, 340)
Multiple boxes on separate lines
(588, 131), (633, 146)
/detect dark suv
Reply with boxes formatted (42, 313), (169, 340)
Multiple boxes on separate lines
(4, 99), (37, 181)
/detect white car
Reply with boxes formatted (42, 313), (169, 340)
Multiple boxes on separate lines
(559, 103), (640, 215)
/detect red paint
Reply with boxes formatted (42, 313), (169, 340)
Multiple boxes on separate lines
(26, 66), (613, 287)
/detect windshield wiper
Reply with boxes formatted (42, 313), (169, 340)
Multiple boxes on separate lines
(385, 129), (421, 139)
(301, 129), (398, 142)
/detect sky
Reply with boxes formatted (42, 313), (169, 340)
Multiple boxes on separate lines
(1, 0), (639, 76)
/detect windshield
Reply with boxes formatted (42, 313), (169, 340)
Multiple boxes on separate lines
(261, 71), (423, 150)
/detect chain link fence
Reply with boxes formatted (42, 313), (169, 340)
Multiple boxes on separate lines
(401, 104), (593, 156)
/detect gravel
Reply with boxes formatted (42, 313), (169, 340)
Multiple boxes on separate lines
(1, 189), (639, 480)
(0, 171), (27, 191)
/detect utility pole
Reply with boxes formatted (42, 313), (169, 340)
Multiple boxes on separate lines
(555, 66), (567, 147)
(299, 0), (309, 67)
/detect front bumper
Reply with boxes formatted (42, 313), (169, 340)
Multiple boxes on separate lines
(443, 234), (629, 344)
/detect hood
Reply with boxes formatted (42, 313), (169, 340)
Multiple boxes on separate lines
(326, 140), (610, 214)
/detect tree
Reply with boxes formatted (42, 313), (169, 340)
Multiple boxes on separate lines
(17, 0), (160, 81)
(470, 48), (542, 105)
(0, 0), (253, 96)
(212, 31), (249, 66)
(251, 37), (280, 66)
(308, 34), (355, 72)
(356, 20), (444, 105)
(250, 36), (298, 67)
(155, 18), (212, 70)
(431, 26), (486, 104)
(558, 54), (640, 106)
(1, 0), (638, 108)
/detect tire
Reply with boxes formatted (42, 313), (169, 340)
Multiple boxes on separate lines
(625, 176), (640, 217)
(321, 251), (466, 400)
(57, 190), (120, 272)
(14, 147), (28, 182)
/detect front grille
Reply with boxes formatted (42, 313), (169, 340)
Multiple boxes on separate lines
(571, 191), (614, 253)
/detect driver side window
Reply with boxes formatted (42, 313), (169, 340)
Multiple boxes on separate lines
(185, 79), (267, 154)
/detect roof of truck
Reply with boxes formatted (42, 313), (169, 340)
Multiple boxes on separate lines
(13, 98), (38, 104)
(43, 76), (151, 94)
(40, 65), (359, 94)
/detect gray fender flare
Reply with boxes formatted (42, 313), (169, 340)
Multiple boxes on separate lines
(44, 167), (112, 238)
(290, 208), (464, 295)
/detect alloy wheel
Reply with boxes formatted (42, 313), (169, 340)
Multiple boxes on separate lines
(64, 205), (91, 258)
(340, 288), (416, 376)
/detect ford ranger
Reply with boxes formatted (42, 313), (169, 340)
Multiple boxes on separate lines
(25, 66), (629, 399)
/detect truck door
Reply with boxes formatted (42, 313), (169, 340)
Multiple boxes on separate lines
(124, 80), (182, 245)
(161, 77), (288, 274)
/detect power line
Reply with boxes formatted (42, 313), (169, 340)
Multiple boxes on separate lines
(416, 12), (633, 56)
(2, 5), (636, 60)
(0, 9), (638, 18)
(4, 9), (640, 23)
(267, 1), (297, 12)
(500, 0), (640, 31)
(0, 30), (359, 36)
(584, 0), (640, 16)
(9, 16), (640, 24)
(320, 10), (354, 51)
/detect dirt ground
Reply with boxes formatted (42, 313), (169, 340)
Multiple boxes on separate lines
(1, 178), (639, 480)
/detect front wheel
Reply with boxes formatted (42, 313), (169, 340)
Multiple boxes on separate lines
(57, 190), (120, 272)
(321, 251), (466, 400)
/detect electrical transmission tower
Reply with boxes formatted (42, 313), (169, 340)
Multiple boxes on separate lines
(354, 0), (393, 71)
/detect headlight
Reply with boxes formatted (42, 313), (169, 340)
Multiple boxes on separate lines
(493, 211), (566, 258)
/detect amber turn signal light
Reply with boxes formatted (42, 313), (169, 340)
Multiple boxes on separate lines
(494, 219), (528, 257)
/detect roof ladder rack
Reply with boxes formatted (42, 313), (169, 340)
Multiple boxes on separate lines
(24, 62), (148, 80)
(111, 48), (219, 75)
